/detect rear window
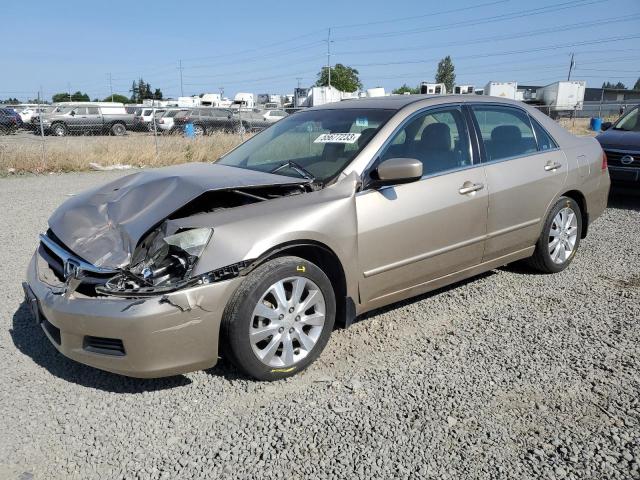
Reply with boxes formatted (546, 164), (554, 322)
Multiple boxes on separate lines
(143, 109), (152, 116)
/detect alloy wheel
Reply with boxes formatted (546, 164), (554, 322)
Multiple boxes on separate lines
(249, 276), (326, 368)
(548, 206), (578, 264)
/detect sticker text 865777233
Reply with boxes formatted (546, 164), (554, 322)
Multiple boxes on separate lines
(314, 133), (362, 144)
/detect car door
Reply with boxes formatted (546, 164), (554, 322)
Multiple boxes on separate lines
(469, 104), (568, 262)
(356, 106), (488, 304)
(67, 106), (87, 132)
(86, 106), (102, 132)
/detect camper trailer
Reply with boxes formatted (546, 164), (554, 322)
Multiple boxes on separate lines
(420, 83), (447, 95)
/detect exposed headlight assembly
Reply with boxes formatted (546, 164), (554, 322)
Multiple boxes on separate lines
(97, 227), (213, 296)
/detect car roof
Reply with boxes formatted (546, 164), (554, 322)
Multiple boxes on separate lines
(309, 94), (530, 111)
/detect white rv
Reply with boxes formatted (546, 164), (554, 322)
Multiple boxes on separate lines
(484, 82), (518, 99)
(420, 83), (447, 95)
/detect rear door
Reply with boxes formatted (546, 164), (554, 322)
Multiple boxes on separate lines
(468, 104), (568, 261)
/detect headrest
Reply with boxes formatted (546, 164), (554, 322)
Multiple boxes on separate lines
(491, 125), (522, 144)
(419, 123), (451, 151)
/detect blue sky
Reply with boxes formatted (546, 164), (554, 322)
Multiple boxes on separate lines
(1, 0), (639, 101)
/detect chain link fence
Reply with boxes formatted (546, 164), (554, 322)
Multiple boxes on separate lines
(0, 94), (636, 174)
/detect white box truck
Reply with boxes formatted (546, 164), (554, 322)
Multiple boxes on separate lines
(484, 82), (518, 99)
(536, 81), (586, 115)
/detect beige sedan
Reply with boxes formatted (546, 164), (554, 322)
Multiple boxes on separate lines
(24, 95), (610, 380)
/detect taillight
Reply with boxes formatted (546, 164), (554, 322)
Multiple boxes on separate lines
(602, 151), (608, 170)
(159, 119), (164, 124)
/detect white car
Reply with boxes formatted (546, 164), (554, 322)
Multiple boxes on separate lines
(133, 107), (166, 131)
(157, 109), (189, 133)
(262, 109), (288, 123)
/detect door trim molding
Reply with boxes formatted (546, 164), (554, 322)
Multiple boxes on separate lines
(363, 233), (486, 278)
(362, 217), (539, 279)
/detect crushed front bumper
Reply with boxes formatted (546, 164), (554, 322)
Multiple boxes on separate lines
(24, 249), (242, 378)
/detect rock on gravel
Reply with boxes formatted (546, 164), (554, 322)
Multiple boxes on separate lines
(0, 171), (638, 480)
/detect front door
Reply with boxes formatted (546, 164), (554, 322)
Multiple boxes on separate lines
(357, 106), (488, 304)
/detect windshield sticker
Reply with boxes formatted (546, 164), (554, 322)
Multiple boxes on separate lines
(355, 117), (369, 127)
(314, 133), (361, 144)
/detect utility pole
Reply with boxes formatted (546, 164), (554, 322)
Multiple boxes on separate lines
(108, 73), (113, 102)
(178, 60), (184, 97)
(326, 28), (332, 87)
(67, 82), (72, 102)
(567, 52), (575, 81)
(296, 77), (302, 89)
(219, 86), (224, 101)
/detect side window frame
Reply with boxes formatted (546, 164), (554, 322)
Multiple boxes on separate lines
(529, 115), (559, 152)
(468, 103), (540, 163)
(363, 104), (477, 184)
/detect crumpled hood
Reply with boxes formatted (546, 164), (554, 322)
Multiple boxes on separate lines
(48, 163), (306, 269)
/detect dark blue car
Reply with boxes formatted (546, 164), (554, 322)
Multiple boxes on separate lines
(0, 107), (23, 134)
(596, 105), (640, 189)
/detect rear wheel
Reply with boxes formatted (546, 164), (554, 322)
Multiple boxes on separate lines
(52, 123), (67, 136)
(527, 196), (582, 273)
(0, 125), (9, 135)
(110, 122), (126, 136)
(221, 256), (336, 380)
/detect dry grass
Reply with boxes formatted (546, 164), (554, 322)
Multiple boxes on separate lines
(0, 132), (244, 175)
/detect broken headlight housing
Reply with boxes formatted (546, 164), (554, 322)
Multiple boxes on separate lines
(98, 227), (213, 295)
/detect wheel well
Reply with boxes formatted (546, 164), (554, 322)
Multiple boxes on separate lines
(258, 243), (350, 327)
(562, 190), (589, 238)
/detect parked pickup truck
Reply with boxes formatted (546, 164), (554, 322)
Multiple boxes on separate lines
(40, 103), (134, 136)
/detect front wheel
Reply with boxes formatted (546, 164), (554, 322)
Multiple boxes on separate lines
(221, 256), (336, 380)
(526, 196), (582, 273)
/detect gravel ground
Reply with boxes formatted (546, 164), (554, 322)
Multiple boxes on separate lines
(0, 171), (638, 480)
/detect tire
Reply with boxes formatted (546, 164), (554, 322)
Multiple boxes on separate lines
(52, 123), (67, 137)
(193, 124), (206, 136)
(0, 125), (8, 135)
(221, 256), (336, 381)
(110, 122), (126, 136)
(526, 196), (582, 273)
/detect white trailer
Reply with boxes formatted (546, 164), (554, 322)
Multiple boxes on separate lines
(536, 81), (586, 113)
(454, 85), (475, 94)
(232, 93), (255, 109)
(420, 83), (446, 95)
(483, 82), (518, 99)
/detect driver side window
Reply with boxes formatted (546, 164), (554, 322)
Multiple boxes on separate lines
(380, 107), (471, 176)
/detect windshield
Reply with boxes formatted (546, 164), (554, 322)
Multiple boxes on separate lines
(614, 106), (640, 132)
(218, 108), (394, 183)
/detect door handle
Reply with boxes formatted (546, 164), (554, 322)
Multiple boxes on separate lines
(544, 162), (562, 171)
(458, 182), (484, 195)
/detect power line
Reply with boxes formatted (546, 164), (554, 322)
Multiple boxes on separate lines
(332, 0), (603, 42)
(333, 14), (640, 57)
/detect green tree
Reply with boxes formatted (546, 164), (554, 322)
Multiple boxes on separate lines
(52, 91), (89, 102)
(315, 63), (363, 92)
(634, 77), (640, 91)
(103, 94), (130, 103)
(153, 88), (163, 100)
(0, 97), (20, 104)
(392, 84), (419, 95)
(435, 56), (456, 93)
(602, 81), (626, 90)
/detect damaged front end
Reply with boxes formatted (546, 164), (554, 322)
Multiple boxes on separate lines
(97, 226), (252, 297)
(43, 163), (313, 299)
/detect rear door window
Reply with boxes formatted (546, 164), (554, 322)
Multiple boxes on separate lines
(471, 106), (537, 161)
(530, 118), (558, 151)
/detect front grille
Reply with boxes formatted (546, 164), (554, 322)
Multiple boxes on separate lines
(83, 336), (126, 356)
(604, 149), (639, 169)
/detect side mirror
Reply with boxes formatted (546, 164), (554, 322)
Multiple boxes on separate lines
(369, 158), (423, 188)
(601, 121), (612, 131)
(70, 111), (76, 116)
